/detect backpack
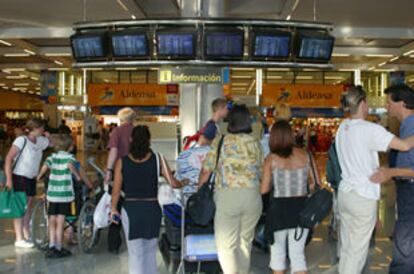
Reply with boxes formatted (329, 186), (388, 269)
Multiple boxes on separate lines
(326, 141), (342, 192)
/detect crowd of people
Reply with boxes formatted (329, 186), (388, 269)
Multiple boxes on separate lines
(1, 84), (414, 274)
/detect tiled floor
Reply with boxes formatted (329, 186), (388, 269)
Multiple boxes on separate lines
(0, 151), (396, 274)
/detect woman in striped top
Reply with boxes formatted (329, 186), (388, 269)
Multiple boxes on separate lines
(261, 120), (319, 274)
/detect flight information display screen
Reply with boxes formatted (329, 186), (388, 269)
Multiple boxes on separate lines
(298, 37), (334, 60)
(72, 36), (105, 59)
(205, 32), (244, 58)
(157, 33), (195, 57)
(112, 34), (148, 57)
(253, 34), (290, 58)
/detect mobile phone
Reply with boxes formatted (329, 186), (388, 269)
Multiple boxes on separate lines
(112, 214), (121, 223)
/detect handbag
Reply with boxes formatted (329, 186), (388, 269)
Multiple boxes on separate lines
(187, 135), (225, 226)
(157, 153), (176, 206)
(0, 189), (27, 219)
(298, 152), (333, 230)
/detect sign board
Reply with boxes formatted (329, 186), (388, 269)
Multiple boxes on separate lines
(158, 67), (224, 84)
(87, 84), (178, 106)
(40, 71), (58, 96)
(262, 84), (345, 108)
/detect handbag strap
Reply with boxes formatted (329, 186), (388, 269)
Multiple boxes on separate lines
(308, 151), (320, 191)
(12, 136), (27, 172)
(210, 135), (225, 191)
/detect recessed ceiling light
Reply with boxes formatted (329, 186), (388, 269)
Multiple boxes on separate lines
(54, 60), (63, 66)
(338, 69), (356, 72)
(296, 76), (314, 80)
(0, 40), (12, 46)
(28, 91), (34, 94)
(131, 14), (136, 19)
(366, 54), (394, 58)
(44, 53), (72, 57)
(374, 69), (396, 72)
(378, 62), (387, 67)
(6, 75), (27, 79)
(331, 53), (351, 57)
(286, 15), (291, 20)
(4, 53), (31, 57)
(24, 49), (36, 55)
(389, 56), (399, 62)
(232, 75), (253, 79)
(30, 77), (39, 81)
(35, 87), (41, 90)
(403, 50), (414, 56)
(231, 82), (249, 86)
(266, 76), (283, 79)
(36, 92), (41, 95)
(14, 83), (30, 86)
(48, 68), (68, 71)
(3, 68), (26, 72)
(325, 76), (344, 80)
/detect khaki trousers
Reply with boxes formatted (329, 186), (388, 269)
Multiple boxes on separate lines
(338, 190), (377, 274)
(214, 188), (262, 274)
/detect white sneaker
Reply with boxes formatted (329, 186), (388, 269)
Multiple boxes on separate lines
(14, 240), (34, 249)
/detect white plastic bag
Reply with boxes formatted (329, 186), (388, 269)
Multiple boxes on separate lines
(93, 191), (112, 229)
(158, 183), (176, 206)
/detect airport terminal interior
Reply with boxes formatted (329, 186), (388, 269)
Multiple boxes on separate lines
(0, 0), (414, 273)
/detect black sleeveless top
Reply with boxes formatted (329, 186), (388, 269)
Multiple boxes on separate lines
(121, 152), (162, 240)
(121, 152), (158, 199)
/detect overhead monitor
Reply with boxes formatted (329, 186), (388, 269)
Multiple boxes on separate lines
(204, 29), (244, 60)
(71, 33), (107, 60)
(295, 31), (334, 61)
(111, 30), (149, 58)
(251, 30), (291, 60)
(156, 30), (196, 59)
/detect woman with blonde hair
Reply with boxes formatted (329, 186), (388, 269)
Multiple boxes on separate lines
(5, 118), (52, 248)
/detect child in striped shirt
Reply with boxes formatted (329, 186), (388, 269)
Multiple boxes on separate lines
(37, 134), (81, 258)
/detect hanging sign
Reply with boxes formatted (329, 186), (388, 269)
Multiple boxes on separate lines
(262, 84), (345, 108)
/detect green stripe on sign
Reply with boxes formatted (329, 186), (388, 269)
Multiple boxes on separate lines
(47, 191), (74, 197)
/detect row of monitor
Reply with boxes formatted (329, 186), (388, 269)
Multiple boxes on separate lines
(71, 27), (334, 63)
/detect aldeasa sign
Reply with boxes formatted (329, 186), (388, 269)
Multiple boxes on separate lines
(262, 84), (345, 108)
(158, 67), (223, 84)
(87, 84), (179, 106)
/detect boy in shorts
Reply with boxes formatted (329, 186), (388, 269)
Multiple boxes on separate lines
(37, 134), (81, 258)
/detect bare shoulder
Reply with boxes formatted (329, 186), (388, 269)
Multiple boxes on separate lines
(293, 148), (309, 161)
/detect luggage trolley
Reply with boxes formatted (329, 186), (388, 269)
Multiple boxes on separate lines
(160, 191), (221, 274)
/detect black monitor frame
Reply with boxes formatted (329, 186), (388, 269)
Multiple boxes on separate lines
(155, 27), (198, 60)
(110, 28), (150, 60)
(294, 30), (335, 62)
(250, 29), (292, 61)
(203, 27), (245, 61)
(70, 32), (108, 61)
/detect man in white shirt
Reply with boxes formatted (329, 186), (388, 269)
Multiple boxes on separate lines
(336, 86), (414, 274)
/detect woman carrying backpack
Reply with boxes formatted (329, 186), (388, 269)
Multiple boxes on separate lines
(261, 120), (320, 274)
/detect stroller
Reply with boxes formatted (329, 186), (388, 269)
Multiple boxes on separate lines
(159, 191), (221, 274)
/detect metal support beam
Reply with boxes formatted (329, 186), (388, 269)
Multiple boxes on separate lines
(0, 27), (73, 39)
(333, 27), (414, 39)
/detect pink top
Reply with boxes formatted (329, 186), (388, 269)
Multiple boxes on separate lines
(108, 122), (134, 160)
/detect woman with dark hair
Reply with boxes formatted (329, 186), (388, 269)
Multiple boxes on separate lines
(5, 118), (52, 248)
(199, 104), (263, 274)
(261, 120), (320, 274)
(111, 125), (186, 274)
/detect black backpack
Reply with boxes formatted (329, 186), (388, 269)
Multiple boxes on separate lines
(187, 135), (224, 226)
(298, 153), (333, 229)
(326, 141), (342, 192)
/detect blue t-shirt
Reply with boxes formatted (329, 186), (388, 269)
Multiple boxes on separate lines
(199, 120), (218, 141)
(396, 115), (414, 174)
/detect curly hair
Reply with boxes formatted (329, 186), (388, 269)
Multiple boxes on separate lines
(129, 125), (151, 160)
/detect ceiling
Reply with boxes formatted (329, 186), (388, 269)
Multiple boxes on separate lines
(0, 0), (414, 97)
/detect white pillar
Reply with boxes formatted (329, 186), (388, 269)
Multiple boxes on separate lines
(179, 0), (224, 142)
(354, 69), (361, 86)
